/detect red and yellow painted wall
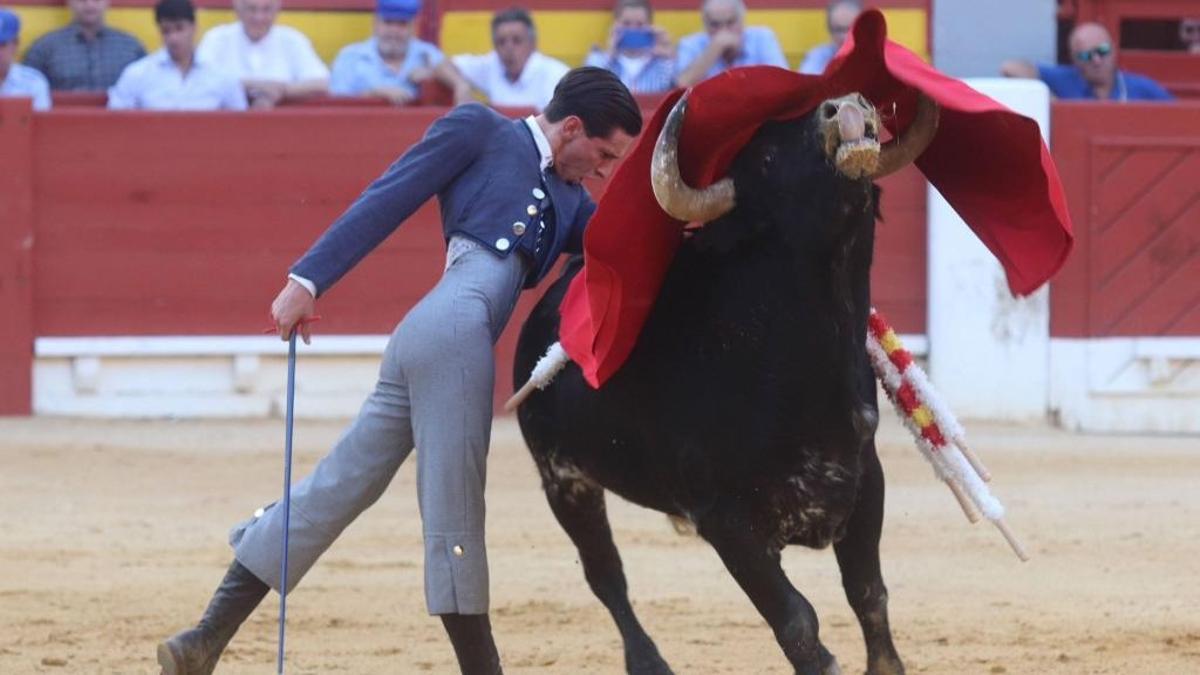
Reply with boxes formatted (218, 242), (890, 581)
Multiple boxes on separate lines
(7, 0), (929, 69)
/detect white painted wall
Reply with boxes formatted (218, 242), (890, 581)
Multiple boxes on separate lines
(1050, 338), (1200, 433)
(34, 337), (386, 419)
(31, 334), (929, 419)
(926, 78), (1053, 422)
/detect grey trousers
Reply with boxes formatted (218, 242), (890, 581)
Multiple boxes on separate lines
(230, 238), (527, 615)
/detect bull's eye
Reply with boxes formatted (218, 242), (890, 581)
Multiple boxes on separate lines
(822, 103), (838, 120)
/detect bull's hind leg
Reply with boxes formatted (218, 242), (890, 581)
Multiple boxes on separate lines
(833, 443), (904, 675)
(540, 465), (673, 675)
(698, 504), (841, 675)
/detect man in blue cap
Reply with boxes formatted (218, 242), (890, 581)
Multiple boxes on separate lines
(330, 0), (472, 105)
(0, 9), (51, 110)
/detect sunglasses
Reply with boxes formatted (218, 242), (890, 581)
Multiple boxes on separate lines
(1074, 43), (1112, 62)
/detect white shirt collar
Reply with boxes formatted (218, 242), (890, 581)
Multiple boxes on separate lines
(523, 116), (554, 172)
(152, 48), (204, 70)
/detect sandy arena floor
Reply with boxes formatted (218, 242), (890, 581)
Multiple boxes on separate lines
(1, 414), (1198, 674)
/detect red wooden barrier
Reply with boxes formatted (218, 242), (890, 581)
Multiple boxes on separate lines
(1050, 101), (1200, 337)
(0, 100), (36, 415)
(0, 104), (928, 415)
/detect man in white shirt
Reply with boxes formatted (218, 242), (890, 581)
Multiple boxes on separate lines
(0, 9), (52, 110)
(108, 0), (247, 110)
(196, 0), (329, 108)
(450, 7), (569, 110)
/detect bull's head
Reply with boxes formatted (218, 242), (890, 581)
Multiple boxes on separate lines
(651, 92), (940, 223)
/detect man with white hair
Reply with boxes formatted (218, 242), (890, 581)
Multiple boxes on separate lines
(674, 0), (786, 87)
(196, 0), (329, 108)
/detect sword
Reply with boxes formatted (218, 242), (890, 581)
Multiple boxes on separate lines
(268, 315), (318, 674)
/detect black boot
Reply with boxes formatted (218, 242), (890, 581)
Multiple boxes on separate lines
(441, 613), (503, 675)
(157, 560), (270, 675)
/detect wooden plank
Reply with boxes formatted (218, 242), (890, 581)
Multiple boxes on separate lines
(1101, 197), (1200, 335)
(0, 100), (35, 415)
(1093, 149), (1200, 282)
(872, 169), (927, 334)
(1051, 102), (1200, 338)
(1091, 147), (1184, 235)
(1048, 103), (1095, 337)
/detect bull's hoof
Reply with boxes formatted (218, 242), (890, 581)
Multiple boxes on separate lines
(156, 627), (222, 675)
(817, 645), (842, 675)
(865, 657), (905, 675)
(626, 644), (673, 675)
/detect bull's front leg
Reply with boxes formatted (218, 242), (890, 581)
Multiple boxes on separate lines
(697, 503), (840, 675)
(834, 441), (904, 675)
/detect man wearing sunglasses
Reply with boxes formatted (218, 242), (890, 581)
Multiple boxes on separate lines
(1001, 22), (1172, 101)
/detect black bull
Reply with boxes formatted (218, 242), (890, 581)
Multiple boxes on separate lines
(514, 94), (937, 675)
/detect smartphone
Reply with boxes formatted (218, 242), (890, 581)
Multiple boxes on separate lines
(617, 27), (656, 51)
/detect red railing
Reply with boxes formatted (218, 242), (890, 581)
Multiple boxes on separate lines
(0, 97), (928, 414)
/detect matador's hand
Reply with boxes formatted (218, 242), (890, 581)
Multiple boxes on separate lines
(271, 279), (317, 344)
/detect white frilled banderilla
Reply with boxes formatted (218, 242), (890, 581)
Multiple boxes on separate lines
(507, 307), (1029, 562)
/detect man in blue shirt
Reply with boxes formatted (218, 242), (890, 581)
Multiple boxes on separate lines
(799, 0), (860, 75)
(1001, 22), (1173, 102)
(0, 9), (51, 110)
(107, 0), (246, 110)
(675, 0), (787, 87)
(330, 0), (472, 105)
(584, 0), (675, 94)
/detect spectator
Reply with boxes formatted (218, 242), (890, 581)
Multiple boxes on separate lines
(584, 0), (674, 94)
(0, 9), (51, 110)
(107, 0), (247, 110)
(1181, 18), (1200, 54)
(675, 0), (787, 88)
(1002, 22), (1172, 101)
(330, 0), (472, 105)
(22, 0), (145, 91)
(450, 7), (569, 110)
(798, 0), (860, 75)
(196, 0), (329, 108)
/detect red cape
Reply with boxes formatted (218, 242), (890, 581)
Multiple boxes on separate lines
(559, 9), (1074, 388)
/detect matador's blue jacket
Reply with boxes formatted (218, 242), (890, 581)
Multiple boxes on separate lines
(291, 102), (597, 294)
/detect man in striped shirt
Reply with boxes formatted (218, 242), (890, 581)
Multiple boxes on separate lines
(23, 0), (145, 90)
(585, 0), (675, 94)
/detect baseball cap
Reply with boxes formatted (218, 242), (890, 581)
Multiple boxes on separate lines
(0, 9), (21, 45)
(377, 0), (420, 21)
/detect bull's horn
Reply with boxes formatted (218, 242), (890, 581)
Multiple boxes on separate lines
(871, 94), (940, 179)
(650, 93), (736, 222)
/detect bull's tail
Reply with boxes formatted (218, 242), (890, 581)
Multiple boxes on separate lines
(505, 341), (570, 412)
